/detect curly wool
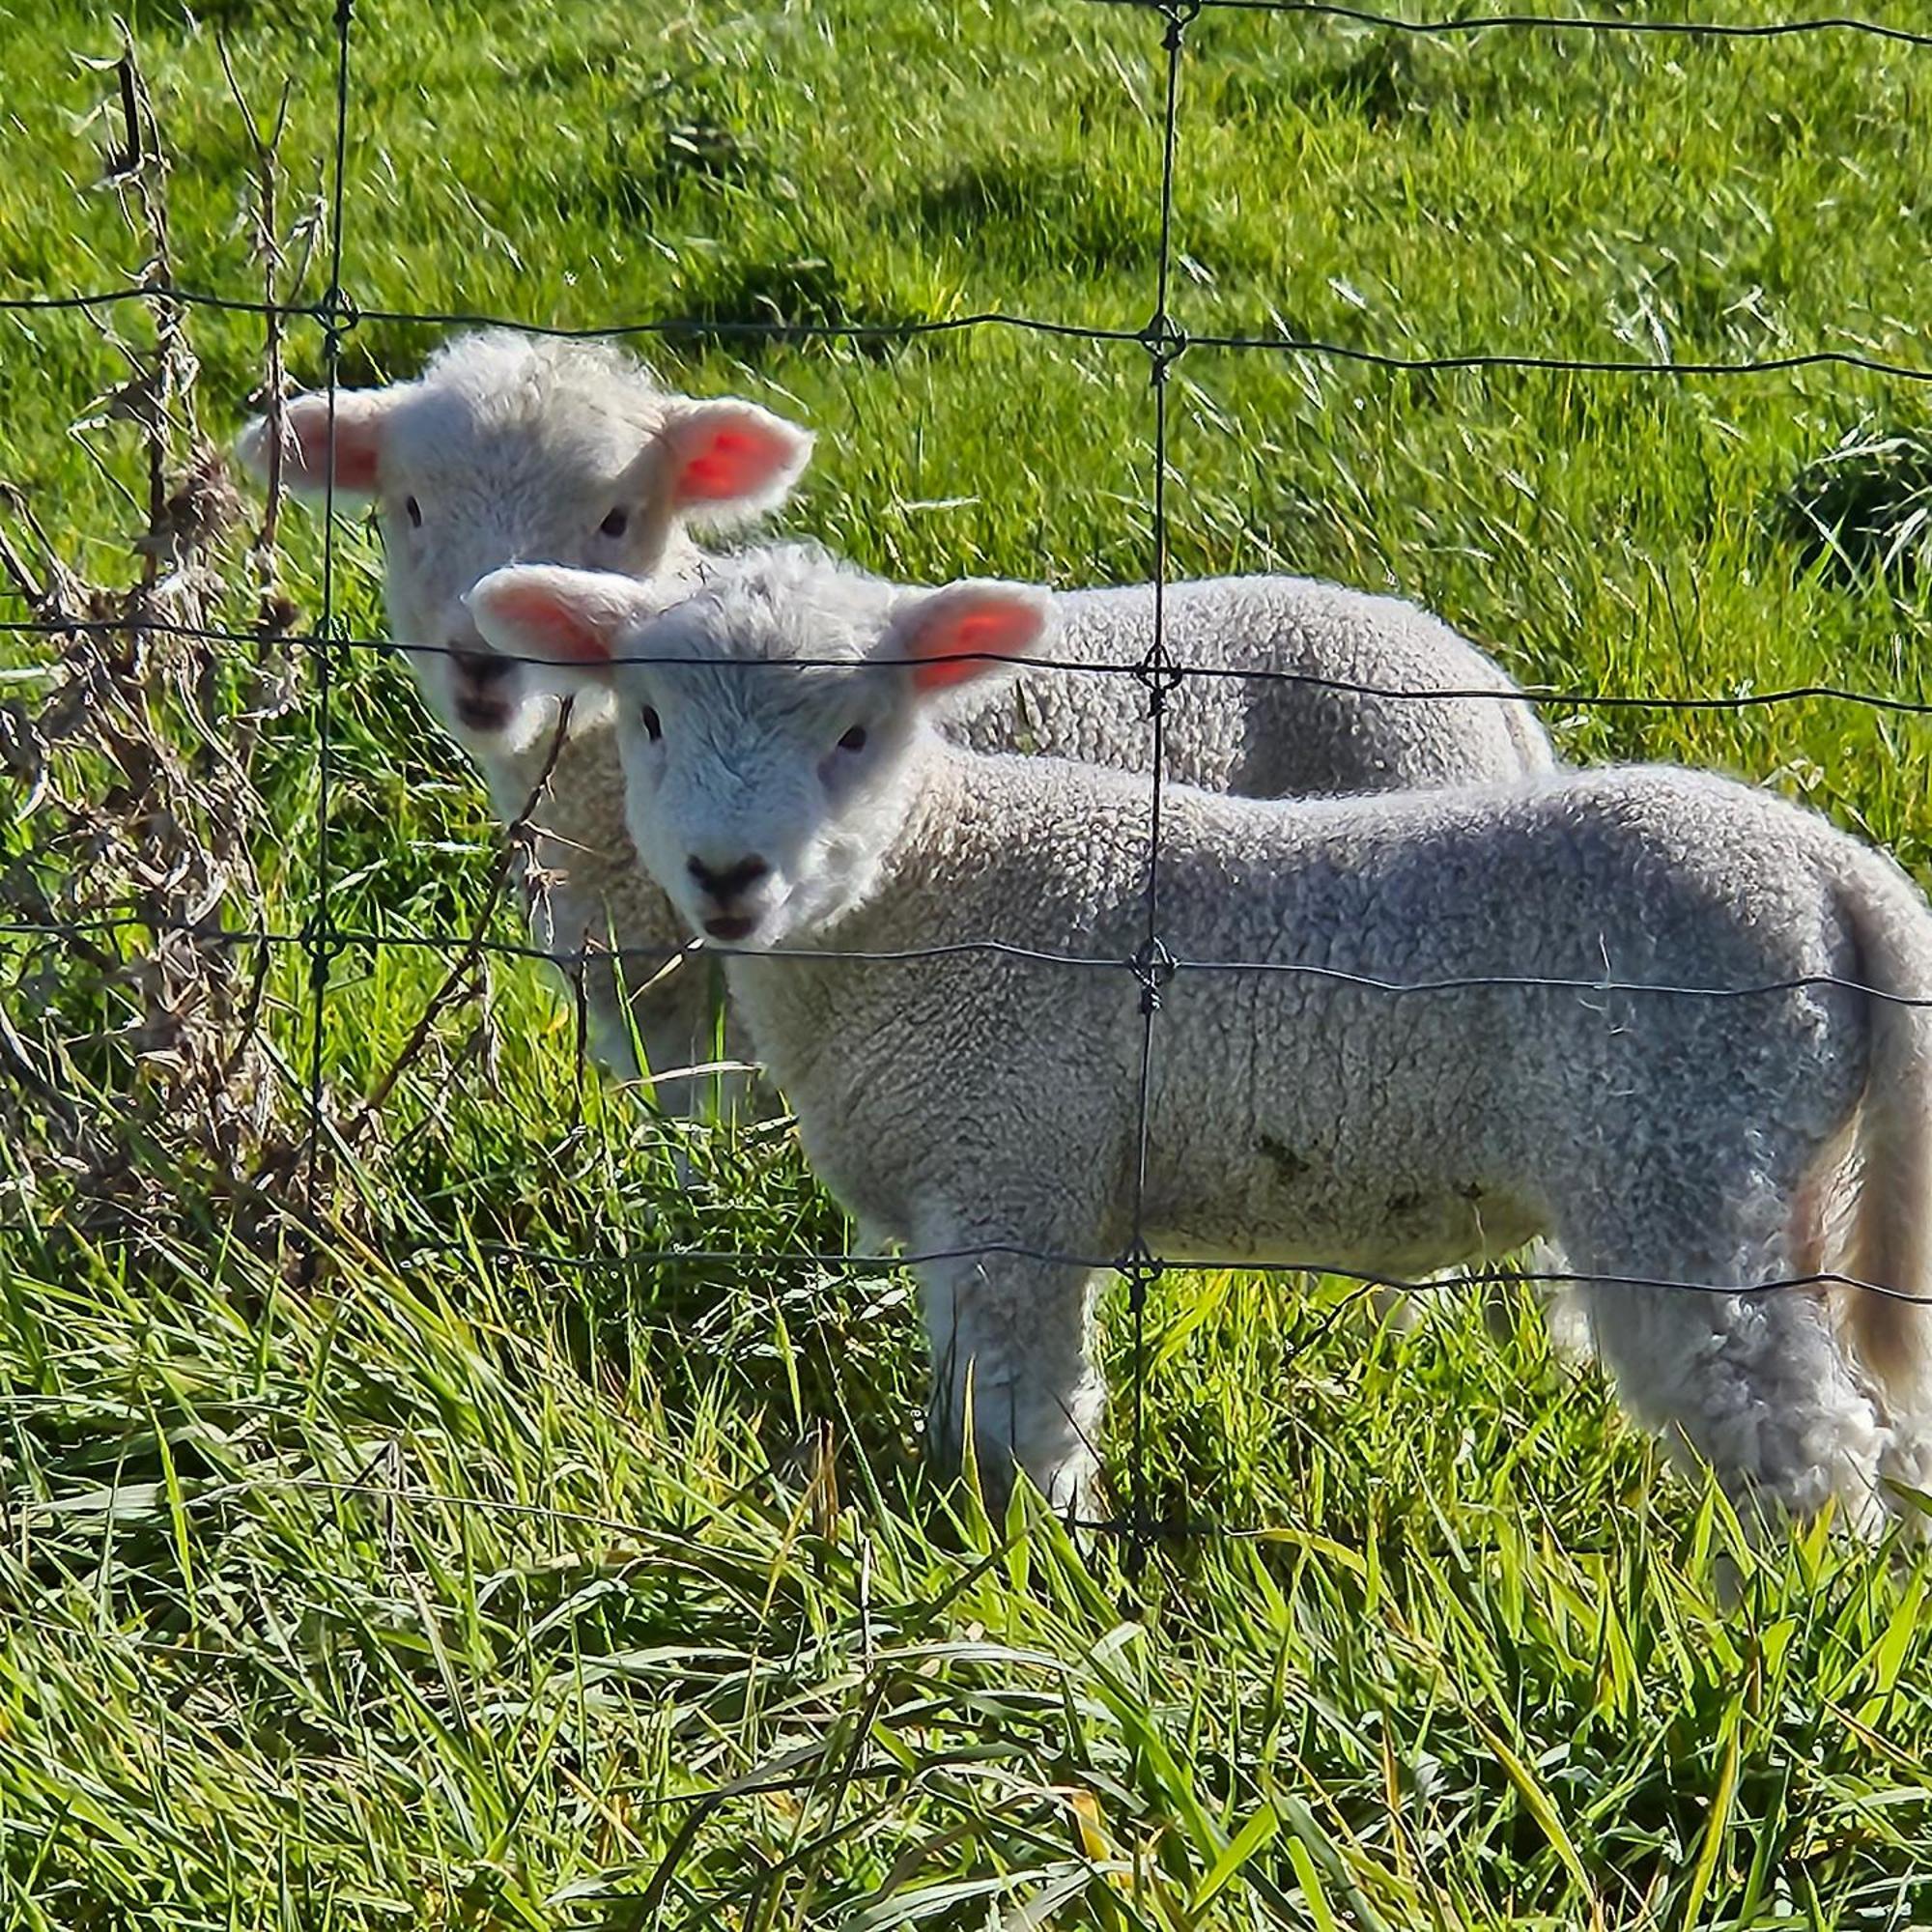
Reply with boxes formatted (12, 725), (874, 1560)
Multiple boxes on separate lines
(589, 548), (1932, 1530)
(497, 549), (1559, 1104)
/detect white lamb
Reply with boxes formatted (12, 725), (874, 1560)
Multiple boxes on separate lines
(238, 329), (814, 1109)
(469, 546), (1932, 1537)
(240, 329), (1554, 1126)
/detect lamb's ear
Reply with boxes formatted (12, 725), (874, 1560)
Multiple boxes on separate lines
(649, 398), (814, 525)
(467, 565), (656, 670)
(235, 388), (397, 498)
(877, 581), (1055, 696)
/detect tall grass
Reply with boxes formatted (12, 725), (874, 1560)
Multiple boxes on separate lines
(2, 0), (1931, 1921)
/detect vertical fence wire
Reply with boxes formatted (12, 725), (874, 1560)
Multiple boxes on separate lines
(1121, 0), (1200, 1570)
(304, 0), (355, 1234)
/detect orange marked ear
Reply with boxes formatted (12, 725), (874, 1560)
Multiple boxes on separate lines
(468, 566), (645, 668)
(885, 582), (1054, 696)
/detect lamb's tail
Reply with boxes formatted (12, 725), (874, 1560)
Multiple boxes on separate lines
(1836, 849), (1932, 1407)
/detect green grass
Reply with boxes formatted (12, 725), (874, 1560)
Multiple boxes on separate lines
(4, 0), (1932, 1922)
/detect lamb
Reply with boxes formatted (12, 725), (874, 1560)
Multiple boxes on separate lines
(240, 329), (1554, 1129)
(469, 545), (1932, 1537)
(237, 329), (815, 1111)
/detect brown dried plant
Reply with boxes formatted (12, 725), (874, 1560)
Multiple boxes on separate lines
(0, 41), (313, 1251)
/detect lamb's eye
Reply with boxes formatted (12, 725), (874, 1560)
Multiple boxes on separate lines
(838, 724), (867, 753)
(404, 496), (422, 528)
(639, 704), (663, 743)
(600, 506), (629, 539)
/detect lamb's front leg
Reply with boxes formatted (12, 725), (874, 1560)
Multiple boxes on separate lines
(619, 956), (770, 1128)
(916, 1239), (1107, 1518)
(570, 945), (701, 1094)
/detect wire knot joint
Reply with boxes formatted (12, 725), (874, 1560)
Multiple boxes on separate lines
(1157, 0), (1202, 50)
(319, 287), (360, 349)
(301, 915), (346, 970)
(1132, 934), (1179, 1013)
(1139, 309), (1188, 383)
(1131, 651), (1188, 709)
(1117, 1236), (1165, 1303)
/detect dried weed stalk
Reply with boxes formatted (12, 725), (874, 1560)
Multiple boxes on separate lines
(0, 43), (313, 1251)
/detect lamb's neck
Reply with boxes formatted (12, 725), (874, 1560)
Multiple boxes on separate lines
(810, 749), (988, 954)
(655, 529), (710, 595)
(481, 707), (610, 821)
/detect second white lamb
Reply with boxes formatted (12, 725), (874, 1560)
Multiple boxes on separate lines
(240, 330), (1552, 1130)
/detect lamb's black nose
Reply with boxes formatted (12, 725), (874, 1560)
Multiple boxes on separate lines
(449, 646), (511, 690)
(687, 854), (771, 903)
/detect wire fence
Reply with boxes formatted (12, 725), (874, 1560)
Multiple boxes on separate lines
(2, 0), (1931, 1572)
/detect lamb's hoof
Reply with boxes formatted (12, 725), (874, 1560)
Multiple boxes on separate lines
(1033, 1448), (1098, 1526)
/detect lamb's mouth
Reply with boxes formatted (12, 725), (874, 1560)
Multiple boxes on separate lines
(451, 648), (514, 733)
(455, 696), (513, 733)
(702, 913), (756, 943)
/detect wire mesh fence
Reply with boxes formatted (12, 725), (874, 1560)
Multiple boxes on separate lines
(1, 0), (1930, 1570)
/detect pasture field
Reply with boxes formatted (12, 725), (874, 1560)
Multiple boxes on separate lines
(3, 0), (1932, 1922)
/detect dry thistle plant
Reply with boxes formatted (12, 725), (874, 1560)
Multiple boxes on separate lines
(0, 38), (574, 1274)
(0, 42), (317, 1252)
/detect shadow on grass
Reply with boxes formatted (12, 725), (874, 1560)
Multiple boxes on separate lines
(1778, 422), (1932, 593)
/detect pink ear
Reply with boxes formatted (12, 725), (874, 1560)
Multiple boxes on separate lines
(891, 583), (1053, 694)
(238, 390), (390, 497)
(468, 566), (632, 667)
(660, 401), (813, 519)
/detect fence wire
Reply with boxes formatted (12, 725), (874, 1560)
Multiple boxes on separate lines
(8, 611), (1932, 717)
(1, 0), (1930, 1584)
(9, 281), (1932, 380)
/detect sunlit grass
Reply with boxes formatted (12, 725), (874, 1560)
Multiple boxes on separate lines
(2, 0), (1931, 1921)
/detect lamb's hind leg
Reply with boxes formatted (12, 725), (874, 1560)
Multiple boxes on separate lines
(1570, 1217), (1889, 1541)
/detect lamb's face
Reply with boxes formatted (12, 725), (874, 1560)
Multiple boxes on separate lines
(611, 605), (923, 951)
(236, 331), (814, 769)
(466, 552), (1054, 952)
(373, 389), (666, 760)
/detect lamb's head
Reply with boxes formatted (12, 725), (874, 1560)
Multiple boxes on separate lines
(236, 329), (813, 762)
(469, 546), (1054, 949)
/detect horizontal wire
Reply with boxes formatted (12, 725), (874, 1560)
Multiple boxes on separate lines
(7, 909), (1932, 1008)
(409, 1236), (1931, 1309)
(5, 283), (1930, 382)
(2, 1211), (1918, 1308)
(1094, 0), (1932, 45)
(0, 284), (1141, 346)
(0, 285), (304, 318)
(1185, 331), (1932, 383)
(3, 613), (1929, 718)
(353, 303), (1146, 349)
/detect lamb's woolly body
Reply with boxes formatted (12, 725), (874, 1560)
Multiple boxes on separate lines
(735, 756), (1932, 1526)
(952, 574), (1553, 796)
(506, 561), (1559, 1103)
(547, 547), (1932, 1527)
